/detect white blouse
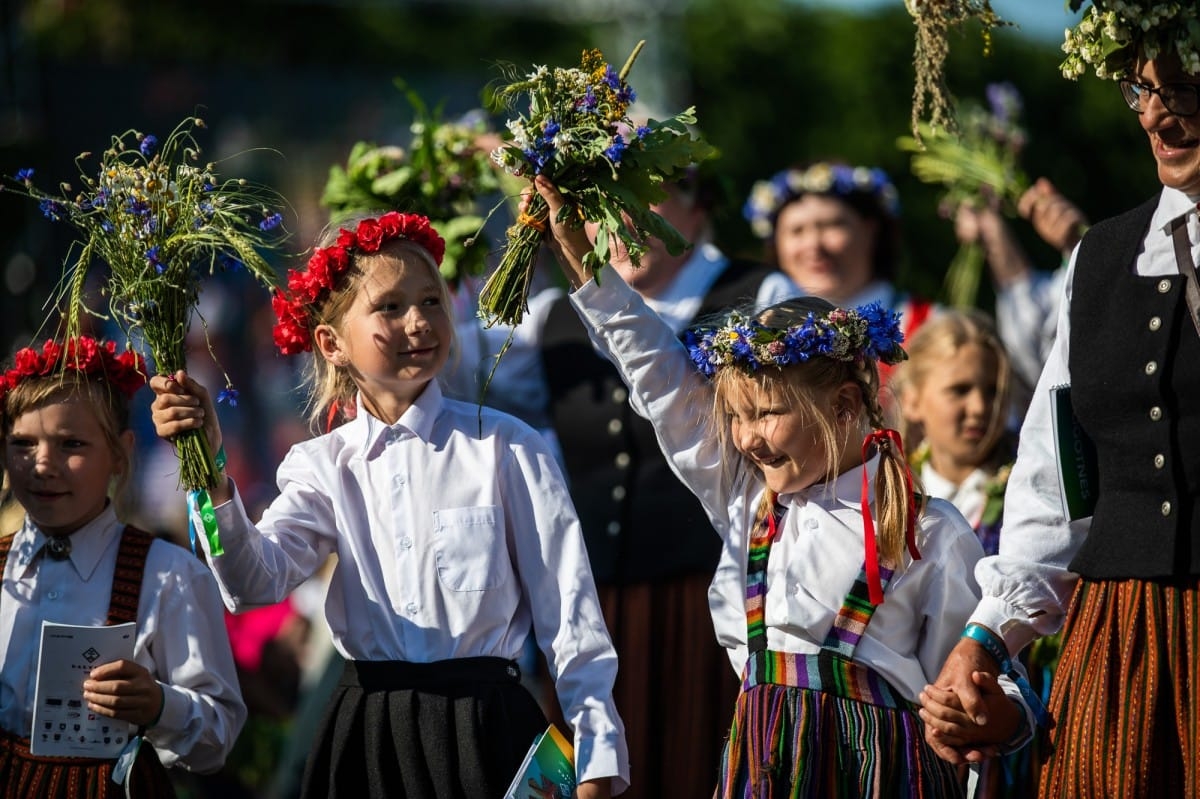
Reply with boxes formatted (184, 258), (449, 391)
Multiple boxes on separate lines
(196, 380), (628, 789)
(569, 266), (990, 703)
(0, 505), (245, 773)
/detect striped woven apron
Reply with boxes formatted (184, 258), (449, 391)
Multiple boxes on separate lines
(718, 509), (963, 798)
(0, 527), (176, 799)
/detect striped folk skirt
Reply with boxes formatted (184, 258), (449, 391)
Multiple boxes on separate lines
(718, 652), (965, 799)
(0, 732), (175, 799)
(301, 656), (547, 799)
(1039, 577), (1200, 798)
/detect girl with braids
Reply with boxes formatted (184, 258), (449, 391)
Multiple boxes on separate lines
(149, 211), (627, 799)
(527, 175), (1034, 797)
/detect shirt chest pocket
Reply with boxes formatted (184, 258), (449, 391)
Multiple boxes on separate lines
(432, 506), (509, 592)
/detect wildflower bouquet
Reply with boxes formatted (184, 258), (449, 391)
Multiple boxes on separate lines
(1061, 1), (1200, 79)
(897, 82), (1029, 308)
(906, 0), (1010, 137)
(482, 40), (717, 327)
(4, 116), (286, 491)
(321, 82), (502, 287)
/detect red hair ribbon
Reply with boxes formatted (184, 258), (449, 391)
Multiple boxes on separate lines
(859, 428), (921, 605)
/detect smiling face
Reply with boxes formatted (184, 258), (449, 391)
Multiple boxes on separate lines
(4, 391), (130, 537)
(772, 194), (879, 305)
(1135, 56), (1200, 195)
(316, 244), (452, 422)
(900, 342), (1002, 484)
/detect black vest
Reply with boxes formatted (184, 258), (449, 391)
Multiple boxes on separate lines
(542, 258), (776, 584)
(1068, 197), (1200, 578)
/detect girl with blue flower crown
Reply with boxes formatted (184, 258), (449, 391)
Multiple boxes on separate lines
(528, 174), (1035, 797)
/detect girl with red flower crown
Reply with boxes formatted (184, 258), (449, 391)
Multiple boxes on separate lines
(0, 336), (246, 798)
(150, 211), (629, 799)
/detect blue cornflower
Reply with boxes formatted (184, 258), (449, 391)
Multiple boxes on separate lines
(39, 199), (63, 221)
(634, 125), (651, 140)
(14, 168), (34, 182)
(602, 65), (621, 91)
(580, 87), (599, 113)
(604, 136), (627, 164)
(543, 119), (561, 138)
(139, 135), (158, 157)
(145, 245), (166, 274)
(218, 252), (243, 272)
(617, 85), (636, 105)
(216, 388), (239, 406)
(259, 211), (283, 231)
(127, 196), (151, 217)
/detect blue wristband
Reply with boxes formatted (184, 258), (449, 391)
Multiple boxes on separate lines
(962, 623), (1051, 729)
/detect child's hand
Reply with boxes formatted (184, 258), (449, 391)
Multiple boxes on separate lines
(150, 370), (222, 460)
(529, 175), (595, 290)
(83, 659), (165, 728)
(573, 778), (611, 799)
(919, 670), (1021, 762)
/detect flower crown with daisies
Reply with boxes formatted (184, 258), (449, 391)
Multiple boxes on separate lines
(1061, 1), (1200, 80)
(683, 301), (907, 379)
(271, 211), (447, 355)
(743, 162), (901, 240)
(1, 337), (146, 406)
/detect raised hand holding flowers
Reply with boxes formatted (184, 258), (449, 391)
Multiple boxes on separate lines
(482, 40), (717, 327)
(4, 116), (287, 492)
(897, 82), (1029, 308)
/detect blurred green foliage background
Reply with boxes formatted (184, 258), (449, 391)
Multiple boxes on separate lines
(0, 0), (1158, 352)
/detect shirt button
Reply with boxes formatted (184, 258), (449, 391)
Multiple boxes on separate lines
(606, 521), (621, 536)
(611, 387), (628, 404)
(614, 452), (631, 469)
(1154, 453), (1166, 469)
(406, 602), (419, 615)
(393, 474), (407, 487)
(1150, 406), (1163, 421)
(1145, 361), (1158, 375)
(804, 517), (818, 530)
(47, 590), (61, 600)
(607, 419), (623, 435)
(793, 583), (802, 596)
(611, 486), (626, 501)
(399, 536), (413, 550)
(1149, 316), (1162, 331)
(1158, 279), (1172, 293)
(1161, 501), (1172, 517)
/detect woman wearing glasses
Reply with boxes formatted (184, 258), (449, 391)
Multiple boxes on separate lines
(922, 5), (1200, 797)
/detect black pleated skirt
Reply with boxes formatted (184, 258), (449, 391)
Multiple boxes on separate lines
(301, 656), (548, 799)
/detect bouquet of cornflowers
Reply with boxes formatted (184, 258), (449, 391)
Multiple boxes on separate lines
(906, 0), (1010, 137)
(3, 116), (286, 491)
(321, 83), (502, 287)
(897, 82), (1029, 308)
(1061, 1), (1200, 80)
(481, 41), (717, 327)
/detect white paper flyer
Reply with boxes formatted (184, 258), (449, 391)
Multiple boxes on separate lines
(30, 621), (137, 757)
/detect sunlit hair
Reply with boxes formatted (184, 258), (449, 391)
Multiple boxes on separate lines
(1, 375), (136, 521)
(709, 296), (923, 568)
(893, 308), (1012, 469)
(300, 213), (457, 432)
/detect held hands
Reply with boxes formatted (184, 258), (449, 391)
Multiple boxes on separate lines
(150, 371), (230, 502)
(919, 637), (1014, 764)
(82, 659), (164, 728)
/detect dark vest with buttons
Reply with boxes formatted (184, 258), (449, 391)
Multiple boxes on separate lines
(1068, 196), (1200, 578)
(542, 258), (776, 584)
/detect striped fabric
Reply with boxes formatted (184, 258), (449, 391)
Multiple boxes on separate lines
(0, 527), (176, 799)
(1038, 578), (1200, 798)
(822, 566), (894, 658)
(720, 502), (964, 798)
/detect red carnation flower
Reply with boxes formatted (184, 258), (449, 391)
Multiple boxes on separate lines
(355, 218), (383, 253)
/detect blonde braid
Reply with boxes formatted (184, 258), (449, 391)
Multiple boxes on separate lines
(857, 361), (924, 568)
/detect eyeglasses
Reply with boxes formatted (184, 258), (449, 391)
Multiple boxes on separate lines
(1119, 79), (1200, 117)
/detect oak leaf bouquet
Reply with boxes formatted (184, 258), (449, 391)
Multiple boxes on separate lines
(481, 41), (717, 327)
(4, 116), (287, 492)
(897, 82), (1029, 308)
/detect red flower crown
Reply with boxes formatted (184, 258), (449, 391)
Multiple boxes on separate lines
(0, 336), (147, 406)
(271, 211), (447, 355)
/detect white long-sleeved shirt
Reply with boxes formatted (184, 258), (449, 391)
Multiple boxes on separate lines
(0, 505), (245, 773)
(971, 186), (1200, 656)
(194, 380), (628, 790)
(569, 266), (991, 703)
